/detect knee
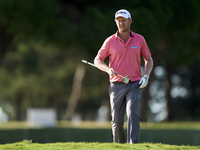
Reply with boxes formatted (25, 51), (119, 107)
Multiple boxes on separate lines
(111, 120), (124, 127)
(127, 109), (139, 120)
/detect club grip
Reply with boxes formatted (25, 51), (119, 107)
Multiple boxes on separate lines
(82, 60), (87, 63)
(82, 60), (96, 67)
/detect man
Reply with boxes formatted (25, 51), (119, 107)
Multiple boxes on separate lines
(94, 9), (153, 143)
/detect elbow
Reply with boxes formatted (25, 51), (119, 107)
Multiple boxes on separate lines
(94, 57), (97, 66)
(150, 57), (153, 66)
(94, 57), (100, 66)
(151, 57), (154, 67)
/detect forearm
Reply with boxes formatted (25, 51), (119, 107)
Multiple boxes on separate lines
(94, 57), (110, 74)
(144, 56), (153, 77)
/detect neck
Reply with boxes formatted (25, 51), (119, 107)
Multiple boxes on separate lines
(118, 30), (130, 42)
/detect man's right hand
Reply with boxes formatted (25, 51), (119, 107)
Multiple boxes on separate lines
(108, 68), (118, 76)
(94, 58), (118, 77)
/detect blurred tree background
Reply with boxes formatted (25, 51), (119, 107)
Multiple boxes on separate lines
(0, 0), (200, 122)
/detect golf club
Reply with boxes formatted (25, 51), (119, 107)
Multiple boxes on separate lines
(82, 60), (129, 84)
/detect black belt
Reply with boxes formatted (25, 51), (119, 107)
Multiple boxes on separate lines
(112, 80), (139, 84)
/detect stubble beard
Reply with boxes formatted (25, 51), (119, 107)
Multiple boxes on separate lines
(119, 24), (130, 33)
(119, 27), (129, 33)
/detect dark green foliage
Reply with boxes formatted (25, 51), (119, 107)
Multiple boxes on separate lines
(0, 0), (200, 121)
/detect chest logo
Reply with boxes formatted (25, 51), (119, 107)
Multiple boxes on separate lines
(131, 46), (137, 48)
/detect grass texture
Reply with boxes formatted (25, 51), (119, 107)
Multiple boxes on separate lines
(0, 140), (200, 150)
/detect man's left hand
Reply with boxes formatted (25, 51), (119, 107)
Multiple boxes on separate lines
(139, 75), (149, 89)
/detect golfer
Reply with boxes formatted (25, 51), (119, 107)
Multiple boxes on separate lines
(94, 9), (153, 143)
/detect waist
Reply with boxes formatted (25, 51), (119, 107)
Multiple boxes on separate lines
(111, 80), (139, 84)
(110, 76), (141, 82)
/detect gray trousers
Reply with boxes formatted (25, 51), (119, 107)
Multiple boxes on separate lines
(109, 81), (142, 144)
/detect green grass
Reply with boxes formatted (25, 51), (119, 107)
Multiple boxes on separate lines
(0, 140), (200, 150)
(0, 121), (200, 149)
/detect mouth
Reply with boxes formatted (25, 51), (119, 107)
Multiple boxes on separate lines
(119, 26), (127, 31)
(119, 26), (125, 30)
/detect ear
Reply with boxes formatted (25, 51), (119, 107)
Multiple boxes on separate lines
(129, 18), (132, 24)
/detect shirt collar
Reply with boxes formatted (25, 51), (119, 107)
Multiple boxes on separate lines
(115, 30), (134, 38)
(130, 31), (134, 37)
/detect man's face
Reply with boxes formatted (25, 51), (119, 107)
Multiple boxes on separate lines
(115, 17), (132, 33)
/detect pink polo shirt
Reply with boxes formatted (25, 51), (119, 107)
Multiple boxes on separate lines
(96, 31), (151, 82)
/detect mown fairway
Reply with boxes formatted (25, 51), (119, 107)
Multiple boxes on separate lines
(0, 140), (200, 150)
(0, 122), (200, 149)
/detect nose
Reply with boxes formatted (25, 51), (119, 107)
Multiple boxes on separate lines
(119, 21), (124, 25)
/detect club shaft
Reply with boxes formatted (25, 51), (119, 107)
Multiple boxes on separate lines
(118, 74), (125, 78)
(82, 60), (126, 78)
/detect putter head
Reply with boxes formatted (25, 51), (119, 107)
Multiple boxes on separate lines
(122, 76), (129, 84)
